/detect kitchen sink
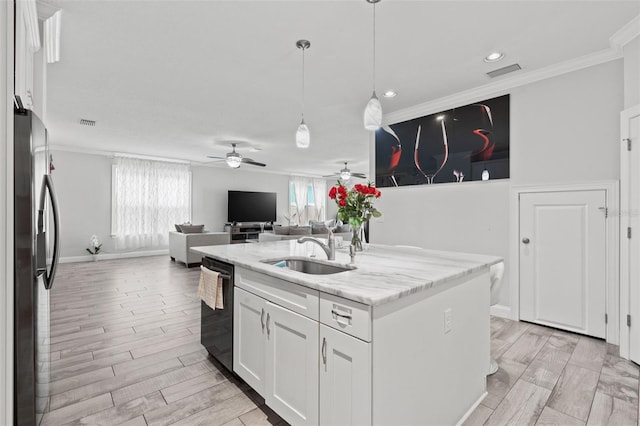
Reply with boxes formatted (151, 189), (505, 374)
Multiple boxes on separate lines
(262, 257), (355, 275)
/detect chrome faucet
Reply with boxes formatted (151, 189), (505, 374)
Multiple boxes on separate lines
(297, 230), (335, 260)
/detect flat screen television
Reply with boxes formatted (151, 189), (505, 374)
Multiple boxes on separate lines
(228, 190), (277, 223)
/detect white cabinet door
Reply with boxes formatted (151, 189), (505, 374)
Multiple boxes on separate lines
(234, 287), (267, 396)
(319, 324), (371, 426)
(520, 190), (607, 338)
(14, 1), (38, 110)
(265, 301), (319, 426)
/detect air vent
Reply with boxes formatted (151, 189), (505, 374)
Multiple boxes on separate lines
(486, 63), (522, 78)
(79, 118), (96, 127)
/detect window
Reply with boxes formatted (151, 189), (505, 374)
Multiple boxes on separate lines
(112, 156), (191, 249)
(288, 177), (326, 225)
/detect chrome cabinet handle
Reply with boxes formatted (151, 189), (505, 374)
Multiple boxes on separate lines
(266, 313), (271, 335)
(331, 310), (352, 320)
(321, 337), (327, 365)
(260, 308), (265, 331)
(522, 238), (530, 244)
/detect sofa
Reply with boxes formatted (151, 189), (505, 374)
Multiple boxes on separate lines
(258, 223), (352, 243)
(169, 231), (230, 267)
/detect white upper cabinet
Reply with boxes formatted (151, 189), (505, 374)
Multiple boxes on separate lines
(14, 0), (39, 110)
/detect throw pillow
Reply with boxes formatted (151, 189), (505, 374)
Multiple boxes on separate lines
(273, 225), (290, 235)
(335, 224), (351, 233)
(174, 224), (182, 232)
(324, 219), (336, 229)
(289, 226), (311, 236)
(310, 221), (329, 234)
(179, 224), (205, 234)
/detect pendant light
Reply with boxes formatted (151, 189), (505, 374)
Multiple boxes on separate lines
(364, 0), (382, 131)
(296, 40), (311, 148)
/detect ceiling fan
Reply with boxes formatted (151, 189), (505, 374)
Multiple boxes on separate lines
(207, 143), (266, 169)
(324, 162), (367, 181)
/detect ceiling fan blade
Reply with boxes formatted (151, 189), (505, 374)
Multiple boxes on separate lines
(322, 173), (339, 178)
(352, 173), (368, 179)
(206, 155), (226, 160)
(241, 158), (266, 167)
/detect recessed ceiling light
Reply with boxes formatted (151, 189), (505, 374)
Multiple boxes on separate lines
(484, 52), (504, 63)
(383, 90), (397, 98)
(436, 115), (445, 121)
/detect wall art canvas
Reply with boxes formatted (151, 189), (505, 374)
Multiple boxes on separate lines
(375, 94), (510, 187)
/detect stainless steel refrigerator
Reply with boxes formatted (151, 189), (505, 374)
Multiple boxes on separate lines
(14, 98), (60, 426)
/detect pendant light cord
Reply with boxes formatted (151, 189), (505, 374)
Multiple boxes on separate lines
(372, 2), (376, 91)
(302, 46), (306, 120)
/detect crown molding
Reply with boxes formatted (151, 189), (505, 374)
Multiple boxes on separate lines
(36, 1), (60, 20)
(48, 144), (296, 177)
(50, 144), (194, 164)
(385, 47), (621, 125)
(610, 14), (640, 50)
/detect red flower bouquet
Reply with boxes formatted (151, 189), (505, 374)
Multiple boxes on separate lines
(328, 182), (381, 250)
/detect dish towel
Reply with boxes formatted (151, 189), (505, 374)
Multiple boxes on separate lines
(197, 266), (224, 310)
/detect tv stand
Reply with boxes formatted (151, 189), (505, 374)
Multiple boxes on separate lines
(225, 223), (273, 244)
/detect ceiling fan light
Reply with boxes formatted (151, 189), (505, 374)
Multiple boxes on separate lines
(296, 119), (310, 149)
(226, 154), (242, 168)
(340, 170), (352, 181)
(364, 91), (382, 131)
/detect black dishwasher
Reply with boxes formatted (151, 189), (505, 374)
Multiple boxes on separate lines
(200, 256), (234, 373)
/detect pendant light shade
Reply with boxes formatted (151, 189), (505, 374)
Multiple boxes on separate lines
(296, 119), (310, 149)
(364, 91), (382, 130)
(296, 39), (311, 148)
(364, 0), (382, 131)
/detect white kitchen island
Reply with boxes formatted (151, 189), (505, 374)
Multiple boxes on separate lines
(192, 241), (502, 426)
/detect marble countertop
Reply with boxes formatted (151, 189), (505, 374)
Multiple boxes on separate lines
(191, 240), (503, 306)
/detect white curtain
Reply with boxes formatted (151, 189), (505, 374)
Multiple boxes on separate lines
(289, 177), (327, 224)
(291, 176), (311, 225)
(311, 179), (326, 222)
(113, 157), (191, 250)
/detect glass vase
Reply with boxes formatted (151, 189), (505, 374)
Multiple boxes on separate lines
(351, 224), (363, 252)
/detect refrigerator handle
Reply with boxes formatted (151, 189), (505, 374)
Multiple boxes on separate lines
(36, 175), (60, 290)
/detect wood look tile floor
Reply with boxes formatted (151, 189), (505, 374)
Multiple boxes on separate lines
(42, 256), (639, 425)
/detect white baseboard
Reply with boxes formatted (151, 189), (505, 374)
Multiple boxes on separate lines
(490, 304), (512, 319)
(456, 391), (488, 426)
(59, 249), (169, 264)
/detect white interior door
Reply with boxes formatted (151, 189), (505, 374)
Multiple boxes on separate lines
(520, 190), (607, 338)
(621, 106), (640, 364)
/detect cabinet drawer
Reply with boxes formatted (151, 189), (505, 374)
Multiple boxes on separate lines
(320, 293), (371, 342)
(236, 267), (319, 320)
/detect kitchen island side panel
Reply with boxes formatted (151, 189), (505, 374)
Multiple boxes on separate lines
(372, 270), (490, 426)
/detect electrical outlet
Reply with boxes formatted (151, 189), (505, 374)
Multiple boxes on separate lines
(444, 308), (452, 333)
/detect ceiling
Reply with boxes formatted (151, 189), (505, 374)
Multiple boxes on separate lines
(44, 0), (638, 178)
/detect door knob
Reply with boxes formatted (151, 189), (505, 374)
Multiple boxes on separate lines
(522, 238), (530, 244)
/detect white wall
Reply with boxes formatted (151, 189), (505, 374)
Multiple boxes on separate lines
(51, 150), (113, 257)
(191, 165), (290, 231)
(624, 36), (640, 109)
(1, 1), (13, 422)
(372, 60), (624, 314)
(51, 150), (292, 258)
